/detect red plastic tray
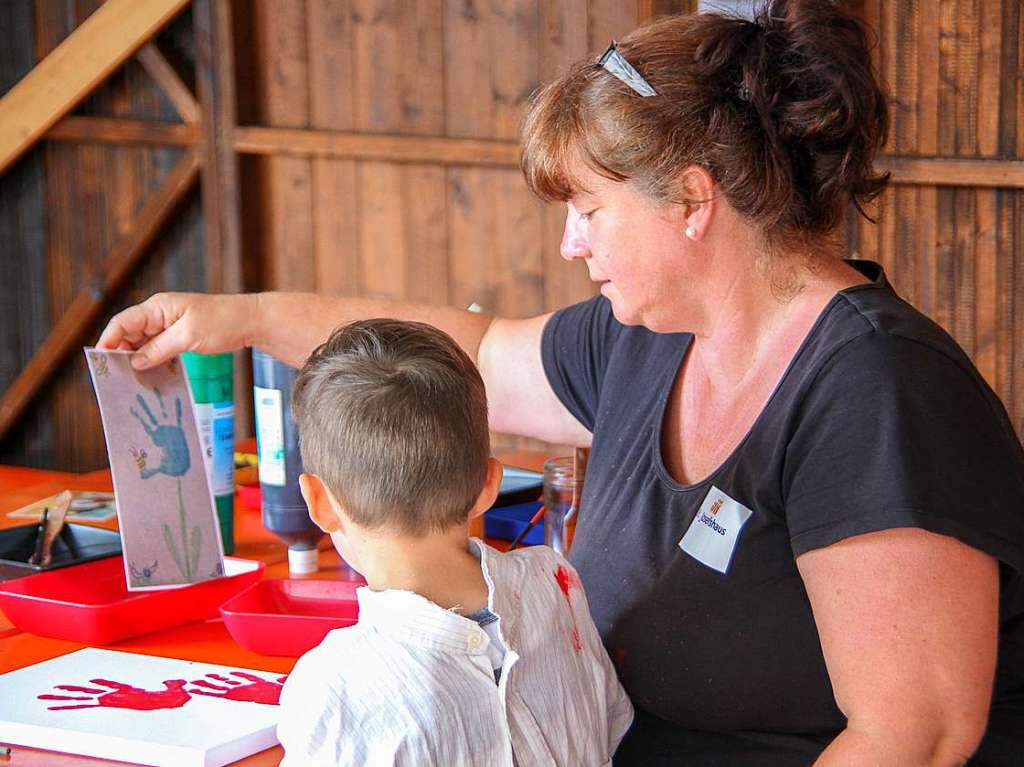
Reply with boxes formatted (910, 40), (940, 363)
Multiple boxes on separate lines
(220, 578), (363, 657)
(0, 555), (264, 645)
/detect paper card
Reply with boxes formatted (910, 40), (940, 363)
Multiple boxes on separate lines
(0, 648), (283, 767)
(84, 349), (225, 590)
(8, 490), (117, 522)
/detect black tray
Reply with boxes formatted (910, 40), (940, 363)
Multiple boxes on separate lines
(0, 522), (122, 582)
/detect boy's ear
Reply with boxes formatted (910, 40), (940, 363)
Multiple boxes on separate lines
(299, 473), (342, 533)
(468, 458), (504, 519)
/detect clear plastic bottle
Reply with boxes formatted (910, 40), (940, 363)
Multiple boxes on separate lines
(252, 350), (323, 574)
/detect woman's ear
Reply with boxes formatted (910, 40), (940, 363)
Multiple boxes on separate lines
(468, 458), (504, 519)
(299, 473), (342, 533)
(676, 165), (716, 240)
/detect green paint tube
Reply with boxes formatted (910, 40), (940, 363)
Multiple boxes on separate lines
(183, 352), (235, 554)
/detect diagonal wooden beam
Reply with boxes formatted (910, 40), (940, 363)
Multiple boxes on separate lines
(136, 42), (201, 124)
(0, 0), (190, 176)
(0, 149), (200, 441)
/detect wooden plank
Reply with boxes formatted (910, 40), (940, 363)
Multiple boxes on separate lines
(351, 0), (444, 137)
(916, 185), (939, 320)
(0, 149), (199, 442)
(916, 0), (939, 155)
(352, 0), (446, 305)
(952, 186), (977, 357)
(443, 0), (495, 139)
(937, 0), (957, 156)
(135, 42), (200, 124)
(0, 1), (53, 468)
(976, 0), (1001, 157)
(974, 189), (998, 389)
(0, 0), (190, 176)
(874, 156), (1024, 187)
(307, 0), (359, 297)
(234, 125), (521, 166)
(1007, 191), (1023, 439)
(998, 0), (1020, 156)
(588, 0), (637, 51)
(539, 0), (595, 313)
(193, 0), (242, 293)
(252, 0), (315, 293)
(894, 0), (918, 154)
(194, 0), (248, 440)
(46, 115), (197, 145)
(358, 160), (407, 299)
(894, 186), (918, 308)
(955, 0), (979, 155)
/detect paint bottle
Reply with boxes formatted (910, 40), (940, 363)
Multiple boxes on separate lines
(252, 350), (322, 574)
(182, 352), (235, 554)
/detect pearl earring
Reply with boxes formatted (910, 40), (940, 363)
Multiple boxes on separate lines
(685, 226), (697, 239)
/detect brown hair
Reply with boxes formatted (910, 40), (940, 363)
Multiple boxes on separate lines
(292, 319), (490, 536)
(521, 0), (889, 255)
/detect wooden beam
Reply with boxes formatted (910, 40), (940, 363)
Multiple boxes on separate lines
(193, 0), (242, 294)
(876, 156), (1024, 188)
(0, 0), (190, 176)
(233, 126), (522, 167)
(0, 149), (200, 441)
(47, 116), (198, 146)
(135, 42), (201, 124)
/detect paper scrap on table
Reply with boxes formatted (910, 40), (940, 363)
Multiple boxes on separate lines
(8, 490), (117, 522)
(84, 348), (225, 590)
(0, 648), (284, 767)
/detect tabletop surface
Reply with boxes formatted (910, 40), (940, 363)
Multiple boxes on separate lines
(0, 451), (546, 767)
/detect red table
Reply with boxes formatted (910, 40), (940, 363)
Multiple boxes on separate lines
(0, 451), (545, 766)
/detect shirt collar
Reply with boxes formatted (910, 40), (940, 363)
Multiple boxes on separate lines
(355, 539), (503, 657)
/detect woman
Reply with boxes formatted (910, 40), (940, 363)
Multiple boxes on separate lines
(100, 1), (1023, 764)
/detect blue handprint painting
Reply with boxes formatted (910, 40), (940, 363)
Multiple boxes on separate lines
(85, 349), (225, 590)
(130, 389), (190, 478)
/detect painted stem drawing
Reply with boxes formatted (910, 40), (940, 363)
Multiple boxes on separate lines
(85, 349), (225, 590)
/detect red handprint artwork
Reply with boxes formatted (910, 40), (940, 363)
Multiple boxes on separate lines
(186, 672), (287, 705)
(38, 678), (191, 711)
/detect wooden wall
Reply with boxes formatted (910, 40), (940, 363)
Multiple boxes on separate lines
(849, 0), (1024, 441)
(232, 0), (692, 455)
(0, 1), (205, 471)
(2, 0), (1022, 470)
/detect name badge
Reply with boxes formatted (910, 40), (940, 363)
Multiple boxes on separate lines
(678, 486), (752, 574)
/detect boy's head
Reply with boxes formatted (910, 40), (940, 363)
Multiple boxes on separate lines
(292, 319), (496, 543)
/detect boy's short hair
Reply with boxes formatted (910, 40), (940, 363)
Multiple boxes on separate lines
(292, 318), (490, 536)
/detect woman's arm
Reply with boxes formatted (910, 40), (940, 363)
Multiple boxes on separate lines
(98, 291), (591, 445)
(797, 527), (998, 766)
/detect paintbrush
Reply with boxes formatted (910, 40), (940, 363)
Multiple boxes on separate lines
(28, 490), (73, 567)
(508, 505), (546, 551)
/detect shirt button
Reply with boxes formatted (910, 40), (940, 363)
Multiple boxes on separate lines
(467, 633), (483, 650)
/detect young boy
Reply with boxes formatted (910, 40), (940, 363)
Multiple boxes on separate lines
(278, 318), (633, 766)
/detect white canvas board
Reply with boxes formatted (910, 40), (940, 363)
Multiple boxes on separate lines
(84, 349), (225, 590)
(0, 648), (284, 767)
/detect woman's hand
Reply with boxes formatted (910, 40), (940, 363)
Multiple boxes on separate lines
(97, 292), (258, 370)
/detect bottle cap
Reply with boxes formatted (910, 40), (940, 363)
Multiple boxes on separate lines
(288, 546), (319, 574)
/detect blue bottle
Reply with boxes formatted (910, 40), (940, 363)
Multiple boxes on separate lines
(252, 350), (323, 574)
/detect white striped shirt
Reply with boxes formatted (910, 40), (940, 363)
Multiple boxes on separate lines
(277, 539), (633, 766)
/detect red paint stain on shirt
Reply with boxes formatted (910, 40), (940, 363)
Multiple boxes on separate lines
(554, 565), (582, 653)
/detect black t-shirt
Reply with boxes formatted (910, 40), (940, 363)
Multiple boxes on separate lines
(541, 261), (1024, 766)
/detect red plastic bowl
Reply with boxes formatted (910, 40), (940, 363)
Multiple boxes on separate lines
(220, 578), (363, 657)
(0, 555), (264, 645)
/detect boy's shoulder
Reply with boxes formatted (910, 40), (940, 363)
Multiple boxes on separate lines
(283, 624), (381, 697)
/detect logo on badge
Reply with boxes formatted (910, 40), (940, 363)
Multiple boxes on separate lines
(678, 486), (753, 574)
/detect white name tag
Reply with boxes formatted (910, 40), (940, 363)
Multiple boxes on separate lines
(678, 486), (752, 574)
